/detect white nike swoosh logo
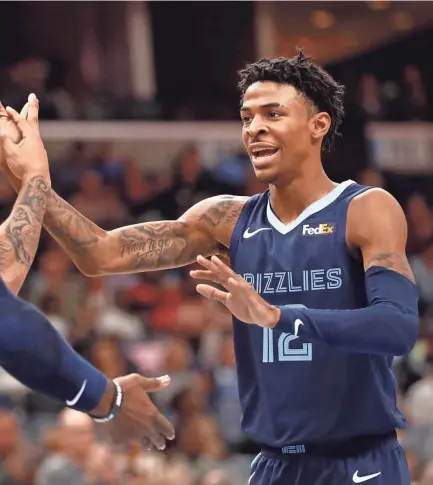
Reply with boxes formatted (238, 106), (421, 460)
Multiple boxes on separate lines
(294, 319), (304, 336)
(243, 227), (272, 239)
(66, 380), (87, 406)
(353, 471), (381, 483)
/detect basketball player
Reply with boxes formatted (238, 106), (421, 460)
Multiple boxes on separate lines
(0, 99), (174, 450)
(3, 51), (418, 484)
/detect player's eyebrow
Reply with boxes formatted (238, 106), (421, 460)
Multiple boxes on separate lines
(240, 102), (287, 112)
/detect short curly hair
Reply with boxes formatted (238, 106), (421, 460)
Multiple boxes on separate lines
(238, 49), (345, 152)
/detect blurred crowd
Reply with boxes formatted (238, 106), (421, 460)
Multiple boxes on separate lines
(0, 55), (431, 124)
(0, 137), (431, 484)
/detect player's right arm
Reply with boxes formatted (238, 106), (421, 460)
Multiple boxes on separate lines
(39, 192), (247, 276)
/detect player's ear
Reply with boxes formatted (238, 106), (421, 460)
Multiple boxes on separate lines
(310, 112), (331, 142)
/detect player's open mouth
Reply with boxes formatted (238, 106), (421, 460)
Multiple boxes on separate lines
(251, 147), (279, 163)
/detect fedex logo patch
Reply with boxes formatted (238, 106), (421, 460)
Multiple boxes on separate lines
(302, 223), (335, 235)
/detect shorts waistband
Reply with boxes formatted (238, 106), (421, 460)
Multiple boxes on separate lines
(261, 431), (397, 459)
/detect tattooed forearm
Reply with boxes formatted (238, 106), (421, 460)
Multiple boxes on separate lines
(0, 175), (50, 292)
(366, 251), (415, 283)
(43, 190), (102, 256)
(118, 222), (216, 271)
(116, 196), (246, 272)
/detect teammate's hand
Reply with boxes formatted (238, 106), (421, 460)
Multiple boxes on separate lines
(0, 95), (50, 184)
(190, 255), (280, 328)
(98, 374), (175, 451)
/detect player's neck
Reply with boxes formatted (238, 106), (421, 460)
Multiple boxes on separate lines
(268, 166), (336, 225)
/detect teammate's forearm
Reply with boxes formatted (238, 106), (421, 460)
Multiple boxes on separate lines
(0, 174), (50, 294)
(5, 171), (107, 275)
(277, 266), (419, 356)
(0, 279), (112, 415)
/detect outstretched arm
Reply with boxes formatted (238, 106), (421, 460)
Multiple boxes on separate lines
(40, 192), (246, 276)
(0, 98), (247, 276)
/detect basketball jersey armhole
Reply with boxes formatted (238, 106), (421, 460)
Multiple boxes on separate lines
(229, 193), (263, 266)
(342, 185), (375, 257)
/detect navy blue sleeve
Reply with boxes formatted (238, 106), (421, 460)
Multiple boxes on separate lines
(0, 279), (108, 411)
(278, 266), (419, 356)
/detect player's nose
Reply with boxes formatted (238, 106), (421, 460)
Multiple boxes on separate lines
(246, 119), (269, 139)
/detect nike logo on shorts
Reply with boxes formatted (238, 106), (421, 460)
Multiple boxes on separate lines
(352, 471), (381, 483)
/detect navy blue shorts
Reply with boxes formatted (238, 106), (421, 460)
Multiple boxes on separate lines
(249, 432), (410, 485)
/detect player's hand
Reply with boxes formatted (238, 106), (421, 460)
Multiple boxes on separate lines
(0, 95), (50, 184)
(190, 255), (280, 328)
(98, 374), (175, 451)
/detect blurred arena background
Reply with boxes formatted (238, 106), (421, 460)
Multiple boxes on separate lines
(0, 1), (432, 484)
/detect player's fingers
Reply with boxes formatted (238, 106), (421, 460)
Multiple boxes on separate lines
(141, 438), (153, 451)
(6, 107), (30, 137)
(190, 269), (222, 285)
(20, 103), (29, 119)
(196, 284), (230, 303)
(0, 131), (16, 155)
(210, 255), (236, 278)
(27, 93), (40, 129)
(145, 429), (166, 451)
(139, 375), (171, 392)
(155, 413), (175, 440)
(196, 255), (217, 271)
(196, 256), (232, 287)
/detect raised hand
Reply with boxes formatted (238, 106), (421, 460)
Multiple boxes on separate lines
(190, 255), (280, 328)
(0, 95), (49, 184)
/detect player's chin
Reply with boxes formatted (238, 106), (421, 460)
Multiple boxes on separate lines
(252, 162), (280, 184)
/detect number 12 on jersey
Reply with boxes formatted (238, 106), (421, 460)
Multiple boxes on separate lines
(262, 304), (313, 363)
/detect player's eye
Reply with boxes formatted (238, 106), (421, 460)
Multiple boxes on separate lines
(241, 115), (252, 125)
(268, 111), (280, 119)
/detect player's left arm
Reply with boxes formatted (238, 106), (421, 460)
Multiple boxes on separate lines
(346, 188), (415, 283)
(275, 188), (419, 356)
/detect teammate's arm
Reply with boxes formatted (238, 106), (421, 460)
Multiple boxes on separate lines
(0, 106), (50, 294)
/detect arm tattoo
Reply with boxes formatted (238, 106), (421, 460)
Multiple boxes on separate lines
(42, 190), (104, 256)
(0, 175), (49, 275)
(198, 195), (244, 229)
(366, 251), (415, 283)
(117, 196), (245, 271)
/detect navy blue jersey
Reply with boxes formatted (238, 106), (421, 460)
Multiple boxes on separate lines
(229, 180), (406, 448)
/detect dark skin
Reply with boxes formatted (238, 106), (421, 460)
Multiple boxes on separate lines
(0, 82), (415, 441)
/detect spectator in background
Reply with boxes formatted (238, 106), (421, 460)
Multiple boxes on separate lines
(406, 194), (433, 255)
(35, 410), (97, 485)
(51, 142), (91, 198)
(357, 73), (386, 122)
(68, 170), (131, 229)
(401, 65), (430, 121)
(2, 57), (59, 119)
(357, 168), (386, 189)
(137, 144), (230, 220)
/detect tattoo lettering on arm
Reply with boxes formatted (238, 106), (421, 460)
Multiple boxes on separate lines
(116, 196), (247, 272)
(366, 251), (415, 283)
